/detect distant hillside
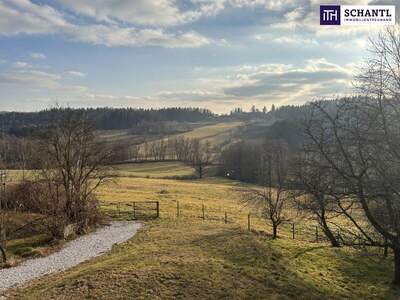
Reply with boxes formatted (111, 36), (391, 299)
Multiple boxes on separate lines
(0, 107), (215, 135)
(232, 98), (350, 148)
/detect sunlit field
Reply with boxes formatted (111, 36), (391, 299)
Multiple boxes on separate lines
(6, 162), (400, 299)
(175, 121), (243, 145)
(136, 121), (244, 156)
(110, 161), (196, 179)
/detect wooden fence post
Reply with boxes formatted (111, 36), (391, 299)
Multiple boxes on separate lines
(224, 212), (228, 224)
(248, 214), (251, 231)
(315, 226), (319, 242)
(133, 202), (136, 220)
(118, 203), (121, 217)
(177, 201), (180, 218)
(156, 201), (160, 219)
(292, 223), (295, 239)
(202, 204), (205, 220)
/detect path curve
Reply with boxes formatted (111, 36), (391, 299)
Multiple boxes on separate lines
(0, 221), (141, 294)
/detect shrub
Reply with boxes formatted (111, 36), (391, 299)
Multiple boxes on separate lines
(4, 180), (101, 238)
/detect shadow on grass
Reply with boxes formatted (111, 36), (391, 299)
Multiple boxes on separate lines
(189, 226), (341, 299)
(286, 237), (400, 299)
(293, 245), (327, 258)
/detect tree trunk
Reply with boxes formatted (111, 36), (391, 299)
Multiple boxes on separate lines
(0, 244), (6, 263)
(320, 218), (340, 247)
(393, 247), (400, 286)
(272, 223), (278, 239)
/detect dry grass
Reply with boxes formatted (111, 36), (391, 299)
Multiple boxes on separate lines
(5, 163), (400, 299)
(110, 162), (196, 179)
(175, 121), (243, 145)
(7, 218), (400, 299)
(98, 175), (326, 242)
(135, 122), (243, 158)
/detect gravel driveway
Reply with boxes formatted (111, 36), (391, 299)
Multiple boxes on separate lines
(0, 221), (141, 294)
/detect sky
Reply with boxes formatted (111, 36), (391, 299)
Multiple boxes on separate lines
(0, 0), (398, 113)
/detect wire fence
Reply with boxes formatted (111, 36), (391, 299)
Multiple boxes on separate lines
(99, 199), (390, 257)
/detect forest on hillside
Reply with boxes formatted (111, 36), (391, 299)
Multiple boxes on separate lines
(0, 107), (214, 135)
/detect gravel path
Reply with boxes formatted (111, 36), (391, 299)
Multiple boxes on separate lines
(0, 221), (141, 294)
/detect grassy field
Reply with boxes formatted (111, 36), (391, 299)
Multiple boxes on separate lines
(138, 121), (244, 157)
(110, 161), (196, 179)
(5, 162), (400, 299)
(96, 121), (243, 160)
(174, 121), (243, 145)
(170, 121), (244, 153)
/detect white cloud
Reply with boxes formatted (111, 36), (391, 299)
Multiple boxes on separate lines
(12, 61), (33, 68)
(0, 69), (61, 88)
(0, 0), (67, 35)
(254, 33), (318, 47)
(0, 68), (87, 94)
(155, 58), (354, 108)
(229, 0), (298, 10)
(64, 71), (86, 78)
(30, 52), (46, 59)
(0, 57), (355, 113)
(268, 0), (385, 39)
(222, 58), (353, 104)
(157, 89), (228, 102)
(57, 0), (225, 27)
(67, 25), (210, 48)
(0, 0), (211, 48)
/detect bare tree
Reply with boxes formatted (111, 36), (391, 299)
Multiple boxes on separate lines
(131, 144), (141, 162)
(189, 139), (212, 179)
(243, 141), (291, 239)
(150, 139), (167, 161)
(109, 140), (131, 163)
(306, 88), (400, 285)
(141, 140), (151, 161)
(15, 138), (32, 181)
(0, 136), (11, 167)
(173, 136), (191, 162)
(292, 150), (341, 247)
(167, 138), (175, 160)
(40, 111), (111, 234)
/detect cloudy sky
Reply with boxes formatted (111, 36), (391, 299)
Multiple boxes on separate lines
(0, 0), (397, 113)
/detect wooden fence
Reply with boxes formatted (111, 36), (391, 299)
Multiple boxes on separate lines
(100, 201), (159, 220)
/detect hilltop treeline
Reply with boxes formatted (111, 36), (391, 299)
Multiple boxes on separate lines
(0, 107), (214, 135)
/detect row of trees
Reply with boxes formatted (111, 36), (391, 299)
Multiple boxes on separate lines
(0, 135), (39, 171)
(2, 107), (214, 134)
(143, 137), (212, 178)
(110, 135), (213, 178)
(0, 133), (214, 181)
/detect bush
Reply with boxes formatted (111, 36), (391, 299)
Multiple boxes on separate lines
(4, 181), (64, 213)
(4, 180), (101, 238)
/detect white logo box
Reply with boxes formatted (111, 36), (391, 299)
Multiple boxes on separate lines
(341, 5), (396, 25)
